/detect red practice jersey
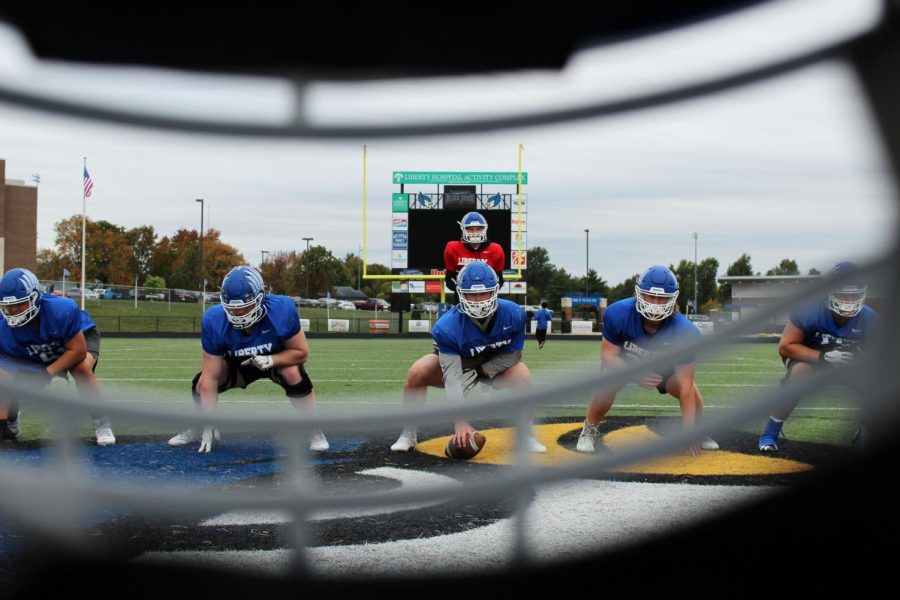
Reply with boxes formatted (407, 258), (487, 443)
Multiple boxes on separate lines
(443, 240), (506, 273)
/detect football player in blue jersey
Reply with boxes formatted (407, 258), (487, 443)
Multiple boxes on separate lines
(391, 262), (546, 453)
(758, 261), (878, 452)
(576, 265), (717, 455)
(167, 266), (328, 453)
(0, 268), (115, 445)
(533, 301), (553, 349)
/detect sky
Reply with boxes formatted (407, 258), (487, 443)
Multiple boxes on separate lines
(0, 0), (896, 287)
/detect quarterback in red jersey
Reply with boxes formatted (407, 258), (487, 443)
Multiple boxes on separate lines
(444, 211), (505, 293)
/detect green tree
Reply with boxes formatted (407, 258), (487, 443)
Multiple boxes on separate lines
(524, 246), (554, 303)
(808, 267), (821, 275)
(672, 258), (720, 313)
(144, 275), (166, 289)
(718, 253), (753, 303)
(766, 258), (800, 276)
(126, 225), (157, 284)
(292, 245), (344, 298)
(608, 274), (639, 304)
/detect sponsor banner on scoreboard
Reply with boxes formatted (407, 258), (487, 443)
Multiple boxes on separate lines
(392, 171), (529, 185)
(408, 281), (425, 293)
(392, 231), (408, 250)
(392, 193), (408, 212)
(392, 214), (408, 230)
(511, 250), (527, 269)
(511, 231), (526, 249)
(392, 250), (407, 262)
(511, 213), (527, 230)
(392, 281), (409, 293)
(425, 280), (443, 294)
(512, 194), (527, 211)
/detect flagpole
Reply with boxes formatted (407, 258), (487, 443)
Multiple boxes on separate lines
(81, 157), (87, 310)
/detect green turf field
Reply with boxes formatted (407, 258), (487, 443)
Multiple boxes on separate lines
(11, 337), (861, 446)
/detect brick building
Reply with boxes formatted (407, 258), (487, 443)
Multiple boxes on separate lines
(0, 159), (38, 273)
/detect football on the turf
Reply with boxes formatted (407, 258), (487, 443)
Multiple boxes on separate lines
(444, 432), (487, 460)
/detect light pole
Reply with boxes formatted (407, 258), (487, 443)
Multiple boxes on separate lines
(260, 250), (269, 266)
(302, 237), (314, 298)
(584, 229), (590, 295)
(196, 198), (205, 312)
(690, 231), (699, 315)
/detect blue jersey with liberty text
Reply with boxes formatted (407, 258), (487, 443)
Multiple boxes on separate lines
(789, 300), (878, 351)
(433, 299), (526, 363)
(0, 293), (96, 370)
(602, 297), (700, 365)
(201, 295), (300, 358)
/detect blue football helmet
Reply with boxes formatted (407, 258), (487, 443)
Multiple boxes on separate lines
(457, 262), (499, 319)
(458, 211), (488, 244)
(0, 268), (42, 327)
(634, 265), (679, 321)
(220, 266), (267, 329)
(825, 261), (866, 318)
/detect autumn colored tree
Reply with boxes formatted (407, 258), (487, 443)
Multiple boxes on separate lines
(38, 215), (133, 285)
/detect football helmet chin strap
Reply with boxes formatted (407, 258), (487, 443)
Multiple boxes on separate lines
(223, 293), (267, 329)
(0, 290), (41, 328)
(462, 226), (487, 245)
(458, 286), (498, 319)
(826, 288), (866, 318)
(634, 287), (678, 321)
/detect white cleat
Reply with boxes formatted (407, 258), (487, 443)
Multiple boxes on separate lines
(391, 427), (418, 452)
(309, 430), (330, 452)
(93, 419), (116, 446)
(168, 428), (200, 446)
(700, 436), (720, 451)
(168, 427), (220, 447)
(576, 419), (601, 453)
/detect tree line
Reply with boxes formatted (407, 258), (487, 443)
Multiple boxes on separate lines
(35, 214), (392, 298)
(36, 214), (817, 310)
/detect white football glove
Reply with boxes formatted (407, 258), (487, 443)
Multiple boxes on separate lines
(821, 349), (854, 365)
(198, 426), (220, 453)
(241, 354), (274, 371)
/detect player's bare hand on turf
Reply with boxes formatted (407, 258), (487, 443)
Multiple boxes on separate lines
(453, 420), (477, 448)
(638, 373), (663, 390)
(821, 349), (854, 365)
(241, 354), (274, 371)
(199, 426), (216, 453)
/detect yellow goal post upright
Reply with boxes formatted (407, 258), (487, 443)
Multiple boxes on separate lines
(361, 144), (527, 304)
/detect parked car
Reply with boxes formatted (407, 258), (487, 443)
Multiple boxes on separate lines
(66, 287), (99, 300)
(203, 292), (221, 303)
(336, 300), (357, 310)
(318, 297), (340, 307)
(355, 298), (391, 312)
(172, 290), (200, 302)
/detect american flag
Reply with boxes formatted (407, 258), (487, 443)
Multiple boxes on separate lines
(83, 166), (94, 197)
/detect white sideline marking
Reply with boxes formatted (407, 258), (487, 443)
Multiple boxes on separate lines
(140, 480), (771, 577)
(201, 468), (459, 526)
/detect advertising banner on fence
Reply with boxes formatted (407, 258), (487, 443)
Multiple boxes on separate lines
(392, 193), (408, 212)
(408, 320), (431, 333)
(299, 319), (310, 332)
(328, 319), (350, 332)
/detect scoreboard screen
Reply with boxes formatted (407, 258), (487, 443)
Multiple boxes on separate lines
(405, 209), (512, 272)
